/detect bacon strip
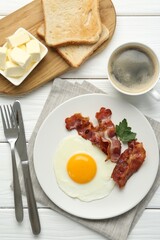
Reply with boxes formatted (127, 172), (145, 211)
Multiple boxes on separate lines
(95, 107), (121, 162)
(111, 140), (146, 188)
(95, 107), (115, 138)
(65, 113), (109, 153)
(65, 107), (121, 162)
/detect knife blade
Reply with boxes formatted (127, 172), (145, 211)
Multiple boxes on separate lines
(13, 100), (41, 235)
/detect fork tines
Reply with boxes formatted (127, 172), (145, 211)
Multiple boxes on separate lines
(1, 105), (17, 129)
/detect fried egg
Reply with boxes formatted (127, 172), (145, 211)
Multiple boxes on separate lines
(53, 135), (116, 202)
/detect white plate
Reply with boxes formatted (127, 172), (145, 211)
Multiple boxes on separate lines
(33, 94), (159, 219)
(0, 28), (48, 86)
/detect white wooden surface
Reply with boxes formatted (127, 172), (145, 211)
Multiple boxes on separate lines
(0, 1), (160, 239)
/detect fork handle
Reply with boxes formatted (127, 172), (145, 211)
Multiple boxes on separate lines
(22, 161), (41, 235)
(11, 148), (23, 222)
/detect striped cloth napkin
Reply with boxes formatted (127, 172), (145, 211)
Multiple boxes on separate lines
(18, 78), (160, 240)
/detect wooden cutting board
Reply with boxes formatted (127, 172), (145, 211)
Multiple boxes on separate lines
(0, 0), (116, 95)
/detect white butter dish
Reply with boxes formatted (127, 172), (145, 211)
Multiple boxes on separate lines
(0, 28), (48, 86)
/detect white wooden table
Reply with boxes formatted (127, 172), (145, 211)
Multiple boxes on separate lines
(1, 1), (160, 239)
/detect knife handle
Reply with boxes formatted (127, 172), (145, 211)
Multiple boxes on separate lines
(22, 161), (41, 235)
(11, 147), (23, 222)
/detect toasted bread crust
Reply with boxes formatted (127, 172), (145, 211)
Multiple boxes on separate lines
(37, 23), (109, 67)
(42, 0), (102, 47)
(57, 25), (109, 67)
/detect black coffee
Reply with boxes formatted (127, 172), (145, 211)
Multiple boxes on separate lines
(110, 47), (156, 93)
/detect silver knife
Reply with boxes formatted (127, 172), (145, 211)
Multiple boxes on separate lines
(13, 100), (41, 235)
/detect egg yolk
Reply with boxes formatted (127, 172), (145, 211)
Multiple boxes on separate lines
(67, 153), (97, 184)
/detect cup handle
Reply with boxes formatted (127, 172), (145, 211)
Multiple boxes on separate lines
(149, 88), (160, 100)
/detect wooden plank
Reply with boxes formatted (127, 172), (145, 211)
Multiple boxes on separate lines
(0, 209), (159, 239)
(1, 0), (160, 16)
(113, 0), (160, 15)
(0, 0), (32, 15)
(0, 209), (105, 239)
(0, 0), (116, 95)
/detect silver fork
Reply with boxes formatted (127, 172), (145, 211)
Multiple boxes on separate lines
(0, 105), (23, 222)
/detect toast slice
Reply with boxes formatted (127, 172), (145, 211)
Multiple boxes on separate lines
(37, 23), (109, 67)
(42, 0), (102, 47)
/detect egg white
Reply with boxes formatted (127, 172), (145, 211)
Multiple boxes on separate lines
(53, 135), (116, 202)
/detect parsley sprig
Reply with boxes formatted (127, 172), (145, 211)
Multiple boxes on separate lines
(116, 118), (136, 143)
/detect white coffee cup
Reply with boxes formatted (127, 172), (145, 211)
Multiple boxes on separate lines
(107, 42), (160, 99)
